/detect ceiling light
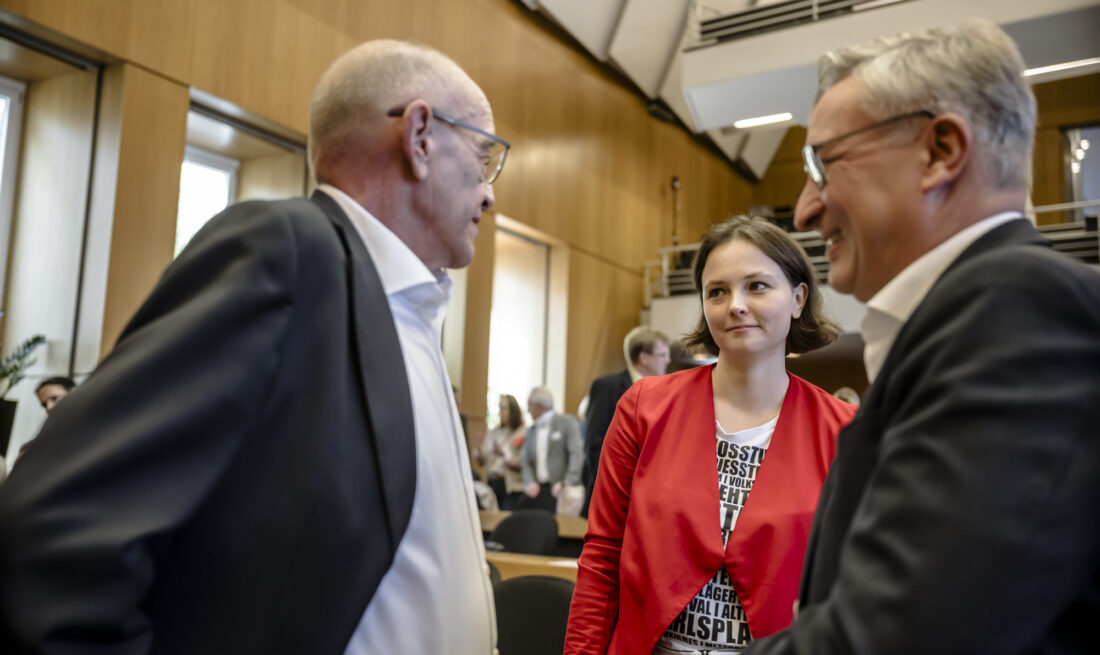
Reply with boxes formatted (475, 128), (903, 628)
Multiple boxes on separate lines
(733, 112), (793, 129)
(1023, 57), (1100, 78)
(1071, 161), (1081, 174)
(1082, 139), (1091, 151)
(1076, 148), (1086, 160)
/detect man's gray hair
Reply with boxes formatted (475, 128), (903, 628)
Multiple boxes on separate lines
(528, 386), (555, 410)
(816, 18), (1036, 189)
(308, 39), (475, 179)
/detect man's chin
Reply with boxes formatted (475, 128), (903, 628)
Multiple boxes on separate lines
(827, 270), (855, 297)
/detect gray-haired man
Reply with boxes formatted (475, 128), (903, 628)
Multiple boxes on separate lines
(747, 18), (1100, 655)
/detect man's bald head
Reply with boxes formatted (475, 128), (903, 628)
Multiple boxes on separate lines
(308, 39), (488, 184)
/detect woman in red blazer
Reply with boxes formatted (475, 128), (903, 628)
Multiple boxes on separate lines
(565, 216), (857, 654)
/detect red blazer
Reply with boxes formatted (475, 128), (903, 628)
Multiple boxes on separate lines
(564, 365), (856, 654)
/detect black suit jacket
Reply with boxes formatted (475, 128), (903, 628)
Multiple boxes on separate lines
(583, 369), (633, 489)
(747, 219), (1100, 654)
(0, 192), (417, 654)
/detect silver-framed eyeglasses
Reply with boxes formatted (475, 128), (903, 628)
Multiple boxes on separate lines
(802, 110), (934, 190)
(387, 106), (511, 184)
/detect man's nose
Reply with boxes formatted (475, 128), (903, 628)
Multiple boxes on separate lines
(482, 182), (495, 212)
(794, 179), (823, 231)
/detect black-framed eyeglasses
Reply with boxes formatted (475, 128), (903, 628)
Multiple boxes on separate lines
(387, 106), (510, 184)
(802, 110), (934, 190)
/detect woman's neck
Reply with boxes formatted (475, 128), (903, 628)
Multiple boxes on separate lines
(711, 350), (790, 432)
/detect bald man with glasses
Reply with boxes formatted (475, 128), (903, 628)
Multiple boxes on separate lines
(747, 19), (1100, 655)
(1, 40), (506, 654)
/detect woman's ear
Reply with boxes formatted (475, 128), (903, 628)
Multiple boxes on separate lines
(791, 282), (808, 319)
(398, 100), (434, 181)
(920, 113), (970, 192)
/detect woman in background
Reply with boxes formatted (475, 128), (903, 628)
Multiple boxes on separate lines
(564, 215), (857, 654)
(478, 394), (526, 511)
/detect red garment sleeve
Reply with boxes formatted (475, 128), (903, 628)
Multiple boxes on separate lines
(563, 381), (644, 654)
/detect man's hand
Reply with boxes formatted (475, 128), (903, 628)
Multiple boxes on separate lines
(525, 482), (540, 498)
(552, 481), (562, 497)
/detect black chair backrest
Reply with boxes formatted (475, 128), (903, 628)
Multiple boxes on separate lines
(494, 575), (575, 655)
(489, 509), (559, 555)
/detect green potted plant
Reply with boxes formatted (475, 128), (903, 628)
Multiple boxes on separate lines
(1, 334), (46, 456)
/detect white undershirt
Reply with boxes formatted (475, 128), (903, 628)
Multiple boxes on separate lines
(320, 186), (496, 655)
(861, 212), (1024, 383)
(657, 416), (777, 654)
(535, 409), (555, 483)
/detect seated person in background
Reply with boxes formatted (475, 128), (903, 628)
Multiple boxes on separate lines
(521, 386), (583, 513)
(35, 376), (75, 414)
(478, 393), (526, 510)
(565, 216), (857, 654)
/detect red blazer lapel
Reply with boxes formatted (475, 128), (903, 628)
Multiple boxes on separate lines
(725, 374), (847, 637)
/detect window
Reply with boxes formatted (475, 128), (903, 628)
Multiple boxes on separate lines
(0, 74), (25, 307)
(175, 146), (239, 257)
(1066, 125), (1099, 223)
(486, 228), (550, 424)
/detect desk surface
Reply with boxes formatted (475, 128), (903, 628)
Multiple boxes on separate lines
(487, 550), (578, 582)
(479, 510), (588, 540)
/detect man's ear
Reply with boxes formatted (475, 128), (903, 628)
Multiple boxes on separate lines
(399, 100), (434, 181)
(920, 113), (970, 192)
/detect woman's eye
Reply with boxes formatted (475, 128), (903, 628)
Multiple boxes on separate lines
(707, 288), (724, 298)
(748, 281), (769, 292)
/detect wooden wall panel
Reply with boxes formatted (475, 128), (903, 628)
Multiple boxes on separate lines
(237, 152), (307, 202)
(564, 248), (644, 414)
(1, 0), (197, 83)
(753, 127), (807, 213)
(98, 64), (190, 355)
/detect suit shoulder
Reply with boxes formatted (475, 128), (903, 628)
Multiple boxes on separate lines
(632, 365), (709, 398)
(948, 241), (1100, 300)
(789, 374), (858, 424)
(591, 369), (629, 390)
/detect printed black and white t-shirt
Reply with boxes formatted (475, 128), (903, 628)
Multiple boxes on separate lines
(654, 416), (777, 655)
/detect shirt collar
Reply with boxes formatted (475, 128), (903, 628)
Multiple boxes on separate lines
(536, 409), (555, 427)
(317, 184), (451, 301)
(860, 211), (1025, 381)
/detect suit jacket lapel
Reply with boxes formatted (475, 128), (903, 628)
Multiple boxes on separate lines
(311, 191), (417, 552)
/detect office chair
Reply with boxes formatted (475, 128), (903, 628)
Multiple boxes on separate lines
(494, 575), (575, 655)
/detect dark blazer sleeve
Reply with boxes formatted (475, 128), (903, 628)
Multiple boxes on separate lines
(746, 248), (1100, 654)
(584, 372), (627, 487)
(0, 201), (304, 652)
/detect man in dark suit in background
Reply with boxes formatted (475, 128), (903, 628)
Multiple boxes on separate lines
(747, 19), (1099, 655)
(0, 39), (508, 654)
(581, 327), (669, 516)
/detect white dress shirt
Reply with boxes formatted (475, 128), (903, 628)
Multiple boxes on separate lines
(861, 212), (1025, 382)
(320, 186), (496, 655)
(534, 409), (555, 484)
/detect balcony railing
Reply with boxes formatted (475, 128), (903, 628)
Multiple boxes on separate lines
(644, 199), (1100, 306)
